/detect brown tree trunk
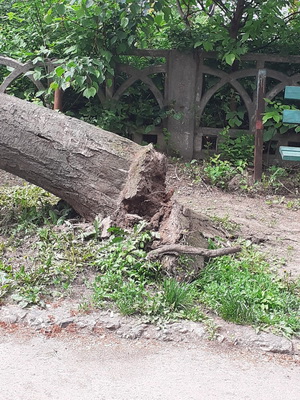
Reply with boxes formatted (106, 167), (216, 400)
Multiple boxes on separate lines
(0, 94), (241, 281)
(0, 93), (141, 220)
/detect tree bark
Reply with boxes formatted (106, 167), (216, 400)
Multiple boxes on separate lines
(0, 94), (239, 281)
(147, 245), (241, 259)
(0, 93), (141, 220)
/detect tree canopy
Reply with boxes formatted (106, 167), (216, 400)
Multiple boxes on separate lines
(1, 1), (300, 97)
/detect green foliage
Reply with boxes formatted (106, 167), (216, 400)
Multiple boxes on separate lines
(218, 127), (254, 165)
(0, 227), (86, 307)
(2, 0), (300, 150)
(181, 156), (247, 191)
(90, 225), (203, 319)
(195, 246), (300, 336)
(263, 99), (300, 142)
(203, 155), (236, 189)
(0, 185), (70, 234)
(92, 224), (161, 281)
(67, 81), (165, 138)
(0, 182), (299, 335)
(0, 186), (203, 321)
(162, 278), (193, 311)
(164, 1), (300, 61)
(2, 0), (300, 95)
(181, 159), (203, 183)
(261, 166), (288, 191)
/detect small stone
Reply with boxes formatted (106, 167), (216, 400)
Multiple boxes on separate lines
(121, 324), (147, 340)
(192, 325), (206, 338)
(27, 315), (45, 327)
(18, 311), (28, 320)
(58, 318), (74, 328)
(179, 328), (189, 334)
(246, 333), (293, 354)
(85, 320), (97, 331)
(101, 217), (112, 238)
(161, 335), (172, 342)
(76, 322), (88, 329)
(105, 322), (121, 331)
(217, 335), (225, 343)
(2, 314), (18, 324)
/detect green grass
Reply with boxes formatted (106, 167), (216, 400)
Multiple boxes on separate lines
(194, 248), (300, 337)
(0, 183), (299, 336)
(0, 184), (71, 234)
(91, 226), (203, 321)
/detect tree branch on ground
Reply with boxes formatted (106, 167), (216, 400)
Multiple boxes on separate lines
(147, 244), (242, 260)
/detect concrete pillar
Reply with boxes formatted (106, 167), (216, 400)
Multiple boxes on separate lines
(166, 50), (197, 160)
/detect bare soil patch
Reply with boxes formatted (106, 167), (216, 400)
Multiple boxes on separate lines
(167, 164), (300, 278)
(2, 165), (299, 278)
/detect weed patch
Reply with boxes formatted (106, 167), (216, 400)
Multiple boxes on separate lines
(0, 185), (70, 235)
(0, 183), (299, 336)
(91, 226), (203, 321)
(195, 247), (300, 337)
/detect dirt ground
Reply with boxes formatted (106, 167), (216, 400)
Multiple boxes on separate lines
(0, 168), (300, 399)
(1, 167), (299, 278)
(167, 165), (300, 279)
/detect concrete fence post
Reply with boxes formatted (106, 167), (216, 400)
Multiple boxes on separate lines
(166, 50), (197, 160)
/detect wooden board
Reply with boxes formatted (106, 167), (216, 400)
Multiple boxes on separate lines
(279, 146), (300, 161)
(282, 109), (300, 124)
(284, 86), (300, 100)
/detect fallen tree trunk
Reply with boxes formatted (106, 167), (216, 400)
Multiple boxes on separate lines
(0, 94), (240, 281)
(0, 93), (141, 220)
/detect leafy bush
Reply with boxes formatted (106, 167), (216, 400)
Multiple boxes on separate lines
(91, 225), (204, 319)
(263, 99), (300, 142)
(218, 127), (254, 165)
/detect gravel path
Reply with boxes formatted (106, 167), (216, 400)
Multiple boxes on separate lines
(1, 329), (299, 400)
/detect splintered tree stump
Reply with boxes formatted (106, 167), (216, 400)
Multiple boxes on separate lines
(109, 146), (240, 281)
(111, 145), (169, 227)
(0, 94), (241, 281)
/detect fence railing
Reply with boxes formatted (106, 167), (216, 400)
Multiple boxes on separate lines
(1, 50), (300, 163)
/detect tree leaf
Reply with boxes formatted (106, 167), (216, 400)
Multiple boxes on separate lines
(145, 125), (155, 134)
(194, 41), (202, 48)
(154, 15), (163, 26)
(121, 17), (129, 29)
(55, 66), (65, 77)
(83, 87), (97, 98)
(86, 0), (95, 8)
(225, 53), (236, 66)
(50, 82), (59, 90)
(56, 4), (65, 16)
(35, 90), (45, 97)
(263, 129), (276, 142)
(44, 12), (53, 24)
(203, 41), (213, 51)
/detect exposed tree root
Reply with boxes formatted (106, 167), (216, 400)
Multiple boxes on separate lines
(147, 245), (242, 260)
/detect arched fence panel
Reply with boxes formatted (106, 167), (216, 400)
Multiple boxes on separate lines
(1, 51), (300, 162)
(0, 56), (45, 93)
